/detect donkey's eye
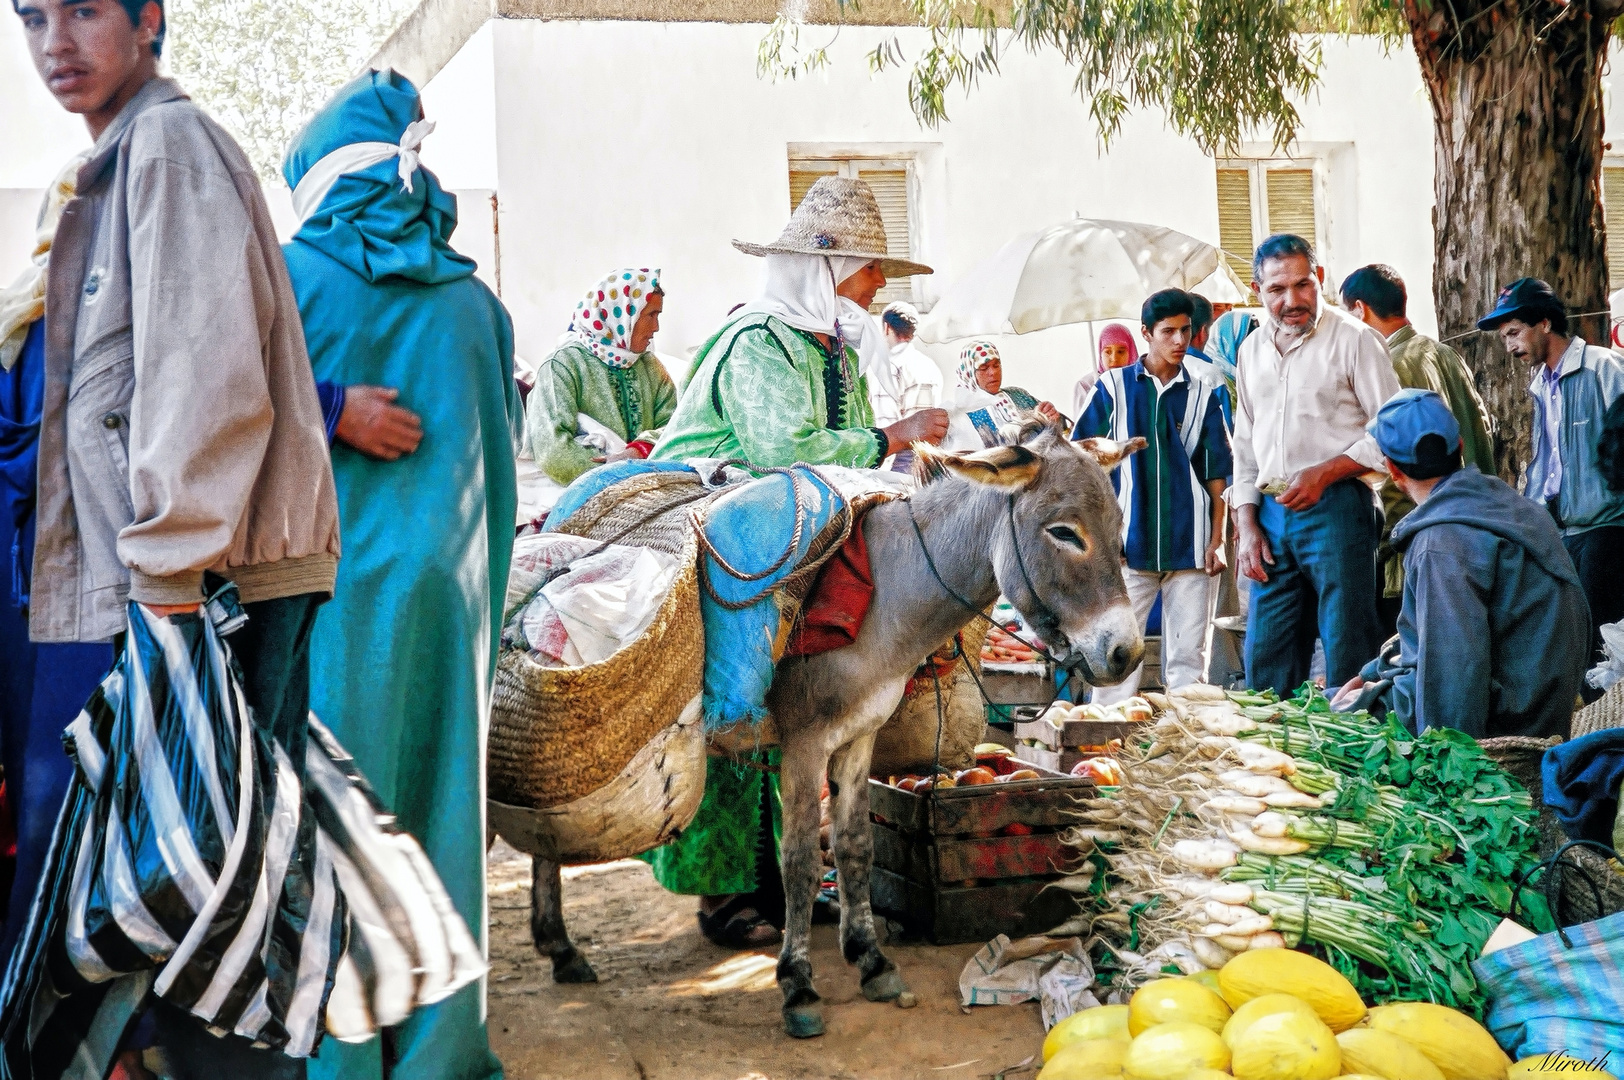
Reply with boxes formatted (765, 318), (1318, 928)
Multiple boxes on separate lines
(1046, 525), (1088, 552)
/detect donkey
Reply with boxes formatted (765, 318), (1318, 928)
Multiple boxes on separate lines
(529, 425), (1146, 1037)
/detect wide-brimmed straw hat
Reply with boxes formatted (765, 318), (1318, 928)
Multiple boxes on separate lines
(733, 176), (933, 278)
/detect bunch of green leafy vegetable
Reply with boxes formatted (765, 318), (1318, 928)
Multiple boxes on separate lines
(1218, 685), (1551, 1015)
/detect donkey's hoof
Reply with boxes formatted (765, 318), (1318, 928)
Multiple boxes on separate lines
(861, 966), (908, 1003)
(783, 1003), (826, 1039)
(552, 952), (599, 984)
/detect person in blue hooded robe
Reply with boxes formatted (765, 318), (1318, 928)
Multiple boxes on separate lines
(281, 70), (518, 1080)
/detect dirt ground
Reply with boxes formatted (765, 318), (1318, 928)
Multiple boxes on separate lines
(484, 841), (1047, 1080)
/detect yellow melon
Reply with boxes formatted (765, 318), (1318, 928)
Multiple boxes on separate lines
(1127, 977), (1233, 1036)
(1509, 1053), (1618, 1079)
(1365, 1003), (1510, 1080)
(1123, 1022), (1232, 1080)
(1044, 1005), (1132, 1062)
(1230, 1009), (1341, 1080)
(1037, 1038), (1130, 1080)
(1223, 993), (1320, 1050)
(1334, 1026), (1446, 1080)
(1219, 950), (1366, 1031)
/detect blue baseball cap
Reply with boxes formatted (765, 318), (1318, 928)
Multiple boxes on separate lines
(1368, 389), (1461, 467)
(1477, 277), (1565, 331)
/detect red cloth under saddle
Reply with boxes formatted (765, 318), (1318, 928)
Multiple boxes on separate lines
(784, 521), (875, 657)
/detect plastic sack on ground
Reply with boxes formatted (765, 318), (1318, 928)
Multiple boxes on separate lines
(1471, 908), (1624, 1062)
(958, 933), (1098, 1027)
(0, 592), (483, 1080)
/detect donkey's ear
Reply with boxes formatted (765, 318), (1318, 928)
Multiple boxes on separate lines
(1076, 436), (1148, 471)
(912, 442), (1042, 489)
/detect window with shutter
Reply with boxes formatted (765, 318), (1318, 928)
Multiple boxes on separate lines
(1605, 166), (1624, 291)
(1264, 169), (1317, 248)
(789, 157), (918, 311)
(1216, 168), (1256, 287)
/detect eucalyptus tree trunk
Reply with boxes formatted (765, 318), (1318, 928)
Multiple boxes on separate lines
(1407, 0), (1618, 484)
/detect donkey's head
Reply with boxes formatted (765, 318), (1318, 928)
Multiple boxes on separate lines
(913, 422), (1147, 686)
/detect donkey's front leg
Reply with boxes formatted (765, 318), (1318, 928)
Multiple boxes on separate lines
(776, 736), (831, 1038)
(530, 857), (597, 983)
(828, 732), (908, 1003)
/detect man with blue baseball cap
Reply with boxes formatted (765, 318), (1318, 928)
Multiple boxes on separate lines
(1332, 389), (1589, 738)
(1478, 277), (1624, 676)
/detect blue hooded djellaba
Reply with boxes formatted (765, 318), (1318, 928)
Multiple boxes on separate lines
(282, 70), (519, 1080)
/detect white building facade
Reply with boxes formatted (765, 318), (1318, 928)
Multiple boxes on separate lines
(7, 2), (1624, 405)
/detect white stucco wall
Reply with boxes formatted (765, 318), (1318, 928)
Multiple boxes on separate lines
(436, 22), (1443, 407)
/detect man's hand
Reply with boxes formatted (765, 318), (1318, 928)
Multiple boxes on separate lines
(142, 602), (200, 617)
(1330, 675), (1365, 711)
(1036, 401), (1061, 424)
(335, 386), (423, 461)
(1233, 505), (1275, 583)
(1277, 454), (1367, 511)
(1203, 536), (1226, 577)
(883, 408), (950, 456)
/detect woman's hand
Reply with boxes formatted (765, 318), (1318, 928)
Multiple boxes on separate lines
(1036, 401), (1061, 424)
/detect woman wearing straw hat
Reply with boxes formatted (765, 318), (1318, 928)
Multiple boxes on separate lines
(649, 177), (948, 947)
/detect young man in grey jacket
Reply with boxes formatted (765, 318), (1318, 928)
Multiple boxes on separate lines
(1333, 390), (1590, 739)
(15, 0), (339, 1075)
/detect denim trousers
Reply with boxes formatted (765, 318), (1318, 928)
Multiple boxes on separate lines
(1244, 480), (1383, 696)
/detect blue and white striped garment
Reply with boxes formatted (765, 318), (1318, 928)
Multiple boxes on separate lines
(1072, 361), (1232, 572)
(1473, 908), (1624, 1062)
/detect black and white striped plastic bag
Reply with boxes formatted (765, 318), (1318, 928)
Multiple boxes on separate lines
(0, 593), (484, 1079)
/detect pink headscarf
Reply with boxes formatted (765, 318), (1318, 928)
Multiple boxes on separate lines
(1098, 323), (1140, 372)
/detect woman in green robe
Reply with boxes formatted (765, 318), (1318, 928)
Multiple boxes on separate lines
(526, 268), (677, 484)
(282, 71), (516, 1080)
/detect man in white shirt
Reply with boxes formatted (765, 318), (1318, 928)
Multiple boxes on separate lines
(1229, 234), (1401, 695)
(872, 301), (945, 469)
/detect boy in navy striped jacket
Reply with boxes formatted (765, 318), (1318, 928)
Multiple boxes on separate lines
(1073, 289), (1232, 700)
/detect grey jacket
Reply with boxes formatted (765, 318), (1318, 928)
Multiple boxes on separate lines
(32, 78), (340, 643)
(1525, 336), (1624, 535)
(1386, 467), (1589, 739)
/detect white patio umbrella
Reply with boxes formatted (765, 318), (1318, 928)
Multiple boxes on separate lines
(918, 218), (1248, 343)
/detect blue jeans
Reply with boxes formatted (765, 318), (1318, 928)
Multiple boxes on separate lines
(1245, 480), (1382, 696)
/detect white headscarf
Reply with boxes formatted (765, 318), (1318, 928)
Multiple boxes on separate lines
(738, 254), (892, 389)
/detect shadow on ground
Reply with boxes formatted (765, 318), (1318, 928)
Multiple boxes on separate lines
(484, 841), (1047, 1080)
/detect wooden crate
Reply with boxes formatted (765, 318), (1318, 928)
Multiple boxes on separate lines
(1011, 715), (1145, 774)
(867, 767), (1093, 944)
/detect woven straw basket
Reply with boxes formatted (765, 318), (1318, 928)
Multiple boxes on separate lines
(489, 696), (706, 864)
(487, 524), (704, 812)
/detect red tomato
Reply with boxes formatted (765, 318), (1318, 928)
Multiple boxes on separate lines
(1001, 822), (1034, 836)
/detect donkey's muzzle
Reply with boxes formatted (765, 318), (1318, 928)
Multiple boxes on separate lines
(1063, 602), (1145, 688)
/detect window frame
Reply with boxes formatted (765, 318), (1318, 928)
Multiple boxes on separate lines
(788, 152), (921, 311)
(1216, 154), (1330, 273)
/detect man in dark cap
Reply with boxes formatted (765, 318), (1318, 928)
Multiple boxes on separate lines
(1334, 390), (1588, 738)
(1478, 279), (1624, 670)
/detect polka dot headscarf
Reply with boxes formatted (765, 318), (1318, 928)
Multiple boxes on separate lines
(956, 339), (1002, 392)
(570, 268), (660, 370)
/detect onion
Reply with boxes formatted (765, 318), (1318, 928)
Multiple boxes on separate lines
(1191, 936), (1234, 968)
(1217, 771), (1295, 797)
(1204, 900), (1257, 925)
(1171, 838), (1241, 870)
(1247, 931), (1287, 949)
(1227, 825), (1311, 856)
(1262, 789), (1324, 809)
(1214, 932), (1260, 951)
(1225, 914), (1275, 936)
(1208, 883), (1255, 906)
(1252, 811), (1292, 839)
(1206, 795), (1270, 817)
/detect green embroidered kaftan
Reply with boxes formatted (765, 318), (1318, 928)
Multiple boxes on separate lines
(652, 313), (882, 470)
(525, 342), (678, 485)
(644, 313), (879, 896)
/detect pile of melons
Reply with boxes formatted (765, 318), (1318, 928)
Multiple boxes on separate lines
(1036, 949), (1610, 1080)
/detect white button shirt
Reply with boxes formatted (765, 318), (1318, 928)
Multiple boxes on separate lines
(870, 340), (945, 427)
(1228, 303), (1401, 507)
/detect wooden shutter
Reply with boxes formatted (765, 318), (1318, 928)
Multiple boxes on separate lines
(1216, 167), (1256, 288)
(789, 163), (839, 212)
(1605, 167), (1624, 290)
(857, 167), (914, 309)
(1264, 168), (1317, 248)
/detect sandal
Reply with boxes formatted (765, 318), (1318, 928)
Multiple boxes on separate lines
(698, 895), (782, 949)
